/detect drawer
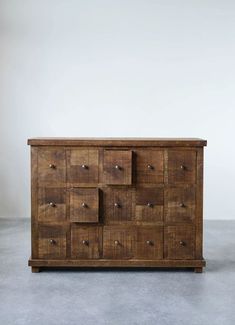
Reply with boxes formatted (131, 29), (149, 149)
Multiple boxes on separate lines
(70, 188), (99, 223)
(103, 226), (136, 259)
(165, 187), (195, 223)
(38, 224), (67, 259)
(38, 148), (66, 186)
(103, 150), (132, 185)
(136, 226), (163, 259)
(168, 150), (196, 184)
(67, 149), (99, 184)
(103, 188), (134, 223)
(135, 188), (163, 222)
(135, 150), (164, 184)
(164, 225), (195, 259)
(38, 188), (66, 222)
(71, 225), (102, 259)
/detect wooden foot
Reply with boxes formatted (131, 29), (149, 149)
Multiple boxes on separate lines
(194, 267), (203, 273)
(32, 267), (41, 273)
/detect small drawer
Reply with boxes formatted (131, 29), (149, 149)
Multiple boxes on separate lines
(136, 226), (163, 259)
(103, 226), (136, 259)
(103, 150), (132, 185)
(135, 188), (163, 222)
(38, 188), (66, 222)
(164, 225), (195, 259)
(168, 150), (196, 184)
(165, 187), (195, 223)
(38, 224), (67, 259)
(71, 225), (102, 259)
(103, 188), (134, 223)
(67, 149), (99, 184)
(38, 148), (66, 186)
(70, 188), (99, 223)
(135, 150), (164, 184)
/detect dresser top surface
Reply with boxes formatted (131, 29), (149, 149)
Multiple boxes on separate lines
(28, 137), (207, 147)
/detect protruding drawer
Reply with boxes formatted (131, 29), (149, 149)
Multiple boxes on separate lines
(103, 226), (136, 259)
(165, 187), (196, 223)
(135, 188), (163, 222)
(71, 225), (102, 259)
(38, 148), (66, 186)
(103, 188), (134, 223)
(69, 188), (99, 223)
(135, 150), (164, 184)
(168, 150), (196, 184)
(103, 150), (132, 185)
(67, 149), (99, 184)
(164, 225), (195, 259)
(38, 224), (67, 259)
(136, 226), (163, 259)
(38, 188), (66, 222)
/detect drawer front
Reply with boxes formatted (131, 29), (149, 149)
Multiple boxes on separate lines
(136, 150), (164, 184)
(38, 148), (66, 186)
(103, 226), (136, 259)
(164, 225), (195, 259)
(70, 188), (99, 223)
(38, 224), (67, 259)
(136, 226), (163, 259)
(165, 187), (195, 223)
(168, 150), (196, 184)
(71, 225), (102, 259)
(38, 188), (66, 222)
(135, 188), (163, 222)
(103, 150), (132, 185)
(67, 149), (99, 184)
(103, 188), (134, 223)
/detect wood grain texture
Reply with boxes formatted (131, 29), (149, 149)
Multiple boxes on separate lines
(168, 150), (196, 184)
(103, 150), (132, 185)
(136, 226), (163, 259)
(69, 188), (99, 223)
(38, 188), (66, 222)
(135, 188), (163, 222)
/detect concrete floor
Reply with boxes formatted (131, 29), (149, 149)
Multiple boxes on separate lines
(0, 219), (234, 325)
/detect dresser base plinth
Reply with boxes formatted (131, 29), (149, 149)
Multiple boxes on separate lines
(29, 258), (206, 271)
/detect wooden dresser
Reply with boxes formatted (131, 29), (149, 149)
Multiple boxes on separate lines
(28, 138), (207, 273)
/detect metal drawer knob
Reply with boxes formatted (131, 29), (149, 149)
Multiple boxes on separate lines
(114, 202), (120, 208)
(114, 240), (119, 245)
(49, 239), (56, 245)
(81, 202), (87, 208)
(81, 164), (88, 169)
(49, 164), (56, 169)
(147, 164), (154, 170)
(146, 240), (153, 245)
(179, 202), (185, 208)
(115, 165), (121, 170)
(49, 202), (56, 207)
(179, 241), (186, 246)
(180, 165), (186, 170)
(82, 240), (89, 246)
(147, 202), (153, 208)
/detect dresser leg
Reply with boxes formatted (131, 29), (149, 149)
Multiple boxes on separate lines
(32, 267), (41, 273)
(194, 267), (203, 273)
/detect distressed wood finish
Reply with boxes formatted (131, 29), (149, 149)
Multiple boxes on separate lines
(28, 138), (206, 272)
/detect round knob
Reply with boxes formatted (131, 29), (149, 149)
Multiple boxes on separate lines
(115, 165), (121, 170)
(49, 239), (56, 245)
(114, 202), (120, 208)
(81, 202), (87, 208)
(81, 164), (88, 169)
(180, 165), (186, 170)
(179, 241), (186, 246)
(146, 240), (153, 245)
(147, 202), (153, 208)
(179, 203), (185, 208)
(114, 240), (119, 245)
(49, 164), (56, 169)
(49, 202), (56, 207)
(147, 164), (154, 170)
(82, 240), (89, 245)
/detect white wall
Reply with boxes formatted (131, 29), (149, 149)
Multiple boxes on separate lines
(0, 0), (234, 219)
